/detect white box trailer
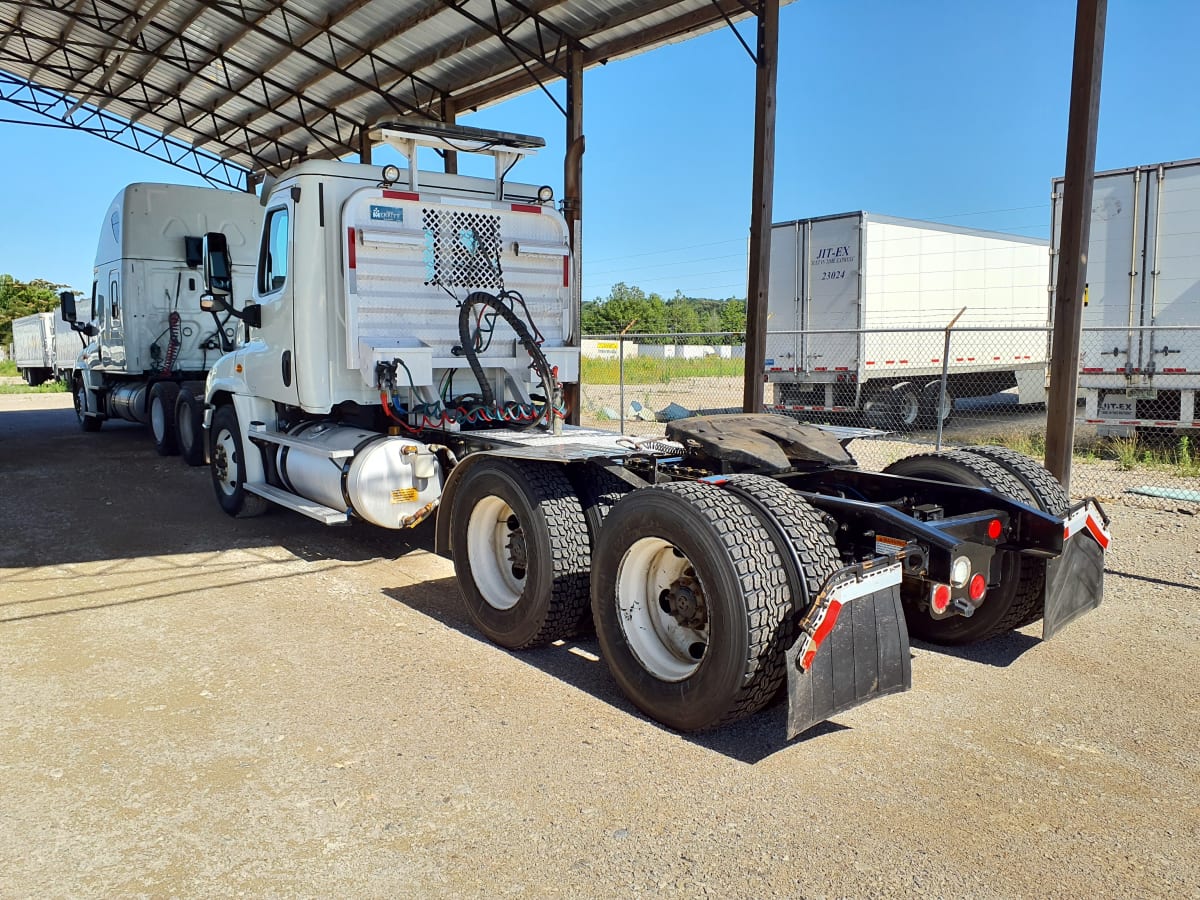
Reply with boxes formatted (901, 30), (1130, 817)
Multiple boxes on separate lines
(765, 213), (1051, 429)
(64, 182), (261, 464)
(11, 311), (56, 385)
(1052, 158), (1200, 434)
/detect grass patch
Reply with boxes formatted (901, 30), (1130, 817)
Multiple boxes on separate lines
(581, 354), (744, 386)
(0, 380), (68, 394)
(0, 360), (17, 376)
(977, 430), (1199, 479)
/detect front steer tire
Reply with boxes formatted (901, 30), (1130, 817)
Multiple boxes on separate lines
(209, 404), (270, 519)
(591, 481), (795, 732)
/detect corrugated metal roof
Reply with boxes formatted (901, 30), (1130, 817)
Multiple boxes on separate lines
(0, 0), (786, 182)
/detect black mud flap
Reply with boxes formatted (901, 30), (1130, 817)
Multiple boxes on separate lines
(786, 563), (911, 740)
(1042, 500), (1110, 640)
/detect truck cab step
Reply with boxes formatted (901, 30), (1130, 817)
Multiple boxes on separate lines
(248, 424), (356, 459)
(243, 482), (350, 525)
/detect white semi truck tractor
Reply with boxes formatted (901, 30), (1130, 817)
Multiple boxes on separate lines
(59, 183), (261, 465)
(195, 120), (1110, 738)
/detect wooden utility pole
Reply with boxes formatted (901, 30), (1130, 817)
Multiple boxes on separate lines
(742, 0), (779, 413)
(563, 44), (585, 425)
(1045, 0), (1107, 488)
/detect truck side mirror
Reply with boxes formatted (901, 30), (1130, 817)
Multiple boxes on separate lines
(202, 231), (233, 298)
(242, 304), (262, 328)
(60, 290), (77, 323)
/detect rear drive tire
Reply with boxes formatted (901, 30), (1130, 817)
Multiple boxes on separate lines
(592, 481), (793, 731)
(882, 451), (1041, 645)
(450, 459), (590, 650)
(74, 378), (102, 432)
(149, 382), (181, 456)
(176, 383), (208, 467)
(567, 465), (634, 636)
(210, 404), (269, 518)
(960, 446), (1069, 627)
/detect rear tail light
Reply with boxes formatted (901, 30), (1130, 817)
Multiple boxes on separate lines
(987, 518), (1002, 540)
(969, 573), (987, 601)
(930, 583), (952, 614)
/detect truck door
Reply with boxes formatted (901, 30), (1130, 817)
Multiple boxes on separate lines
(1065, 169), (1143, 378)
(1143, 162), (1200, 380)
(246, 201), (299, 406)
(805, 216), (861, 373)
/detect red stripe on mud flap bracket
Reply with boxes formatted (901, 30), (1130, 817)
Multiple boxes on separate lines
(383, 190), (419, 201)
(800, 599), (844, 672)
(347, 228), (357, 269)
(1085, 516), (1110, 550)
(795, 562), (904, 673)
(511, 203), (542, 214)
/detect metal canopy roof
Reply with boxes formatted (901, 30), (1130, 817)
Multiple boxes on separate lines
(0, 0), (765, 189)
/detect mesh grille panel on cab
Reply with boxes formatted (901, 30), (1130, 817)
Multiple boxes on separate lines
(422, 208), (503, 289)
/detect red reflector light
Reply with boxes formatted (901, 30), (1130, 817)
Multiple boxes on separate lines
(987, 518), (1002, 540)
(969, 574), (987, 601)
(930, 584), (952, 614)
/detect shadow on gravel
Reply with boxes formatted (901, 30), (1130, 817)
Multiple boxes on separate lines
(1105, 568), (1199, 591)
(912, 630), (1040, 667)
(384, 577), (853, 764)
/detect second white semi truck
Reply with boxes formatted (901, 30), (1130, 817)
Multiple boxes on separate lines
(111, 119), (1112, 740)
(61, 183), (261, 464)
(765, 213), (1051, 430)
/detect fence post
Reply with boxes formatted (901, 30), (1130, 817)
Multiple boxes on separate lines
(937, 308), (966, 451)
(618, 335), (626, 435)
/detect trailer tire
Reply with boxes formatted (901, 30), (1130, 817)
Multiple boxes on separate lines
(210, 404), (269, 518)
(450, 458), (590, 650)
(566, 465), (633, 636)
(592, 481), (793, 731)
(918, 380), (954, 429)
(149, 383), (181, 456)
(175, 384), (207, 467)
(73, 378), (102, 432)
(881, 451), (1042, 644)
(864, 381), (920, 431)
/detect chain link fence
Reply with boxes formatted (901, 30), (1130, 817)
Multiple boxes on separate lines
(579, 326), (1200, 509)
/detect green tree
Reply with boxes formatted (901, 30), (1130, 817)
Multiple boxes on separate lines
(718, 298), (747, 342)
(0, 275), (71, 345)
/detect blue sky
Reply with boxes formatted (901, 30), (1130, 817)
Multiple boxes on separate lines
(1, 0), (1198, 302)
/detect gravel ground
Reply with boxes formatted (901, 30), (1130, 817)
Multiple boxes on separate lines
(1, 392), (1197, 898)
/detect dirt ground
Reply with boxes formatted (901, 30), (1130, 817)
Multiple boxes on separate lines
(1, 392), (1197, 898)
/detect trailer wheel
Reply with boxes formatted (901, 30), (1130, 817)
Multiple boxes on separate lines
(567, 465), (633, 636)
(881, 451), (1042, 644)
(149, 382), (181, 456)
(918, 380), (955, 429)
(592, 481), (792, 731)
(209, 404), (269, 518)
(73, 378), (102, 432)
(450, 459), (589, 650)
(175, 384), (207, 467)
(863, 381), (920, 431)
(960, 446), (1069, 627)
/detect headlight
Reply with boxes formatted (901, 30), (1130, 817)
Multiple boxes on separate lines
(382, 164), (401, 184)
(537, 185), (554, 203)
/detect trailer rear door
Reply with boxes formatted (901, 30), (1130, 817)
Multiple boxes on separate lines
(804, 215), (861, 374)
(1143, 162), (1200, 377)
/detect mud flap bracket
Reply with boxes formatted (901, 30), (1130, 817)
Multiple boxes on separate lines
(1042, 500), (1109, 640)
(786, 561), (911, 740)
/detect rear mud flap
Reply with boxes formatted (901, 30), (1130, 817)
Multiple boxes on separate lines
(1042, 503), (1108, 639)
(786, 565), (911, 740)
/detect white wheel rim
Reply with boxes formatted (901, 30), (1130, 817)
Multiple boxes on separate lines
(615, 537), (708, 682)
(213, 427), (238, 496)
(898, 389), (919, 425)
(466, 496), (525, 611)
(150, 395), (166, 441)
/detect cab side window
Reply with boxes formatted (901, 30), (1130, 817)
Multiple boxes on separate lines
(90, 281), (98, 320)
(110, 279), (120, 320)
(259, 207), (290, 294)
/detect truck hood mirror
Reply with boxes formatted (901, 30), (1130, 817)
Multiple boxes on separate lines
(202, 231), (233, 299)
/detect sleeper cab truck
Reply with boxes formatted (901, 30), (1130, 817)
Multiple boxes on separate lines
(60, 182), (262, 465)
